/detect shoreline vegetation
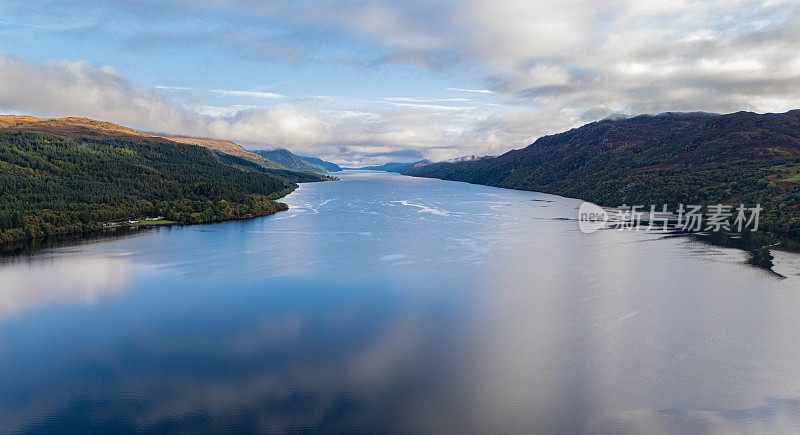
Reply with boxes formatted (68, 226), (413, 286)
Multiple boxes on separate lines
(103, 219), (177, 229)
(0, 208), (291, 257)
(0, 116), (332, 245)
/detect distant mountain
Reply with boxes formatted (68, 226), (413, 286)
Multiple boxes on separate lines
(359, 160), (431, 172)
(404, 110), (800, 238)
(253, 148), (335, 173)
(298, 155), (342, 172)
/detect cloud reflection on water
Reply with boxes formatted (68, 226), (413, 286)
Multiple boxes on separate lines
(0, 253), (138, 324)
(2, 172), (800, 433)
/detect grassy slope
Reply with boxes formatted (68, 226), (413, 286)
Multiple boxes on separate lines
(0, 116), (151, 139)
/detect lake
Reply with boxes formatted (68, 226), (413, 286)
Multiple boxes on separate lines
(1, 170), (800, 433)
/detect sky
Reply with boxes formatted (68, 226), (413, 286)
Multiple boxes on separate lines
(1, 0), (800, 165)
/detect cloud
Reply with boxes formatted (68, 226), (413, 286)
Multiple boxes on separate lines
(447, 88), (494, 94)
(4, 0), (800, 165)
(0, 52), (546, 165)
(0, 255), (137, 325)
(378, 0), (800, 116)
(220, 0), (800, 115)
(384, 97), (472, 103)
(0, 53), (204, 135)
(388, 102), (475, 111)
(210, 89), (285, 99)
(188, 104), (257, 118)
(155, 85), (192, 91)
(114, 1), (800, 138)
(209, 104), (330, 147)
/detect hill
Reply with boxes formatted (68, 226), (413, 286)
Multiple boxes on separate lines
(0, 115), (149, 139)
(157, 137), (335, 183)
(404, 110), (800, 237)
(298, 155), (342, 172)
(253, 148), (333, 173)
(213, 152), (338, 183)
(161, 136), (287, 170)
(359, 160), (430, 172)
(0, 116), (332, 183)
(0, 116), (332, 244)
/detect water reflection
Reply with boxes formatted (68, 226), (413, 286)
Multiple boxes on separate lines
(0, 276), (469, 432)
(0, 171), (799, 433)
(0, 253), (138, 324)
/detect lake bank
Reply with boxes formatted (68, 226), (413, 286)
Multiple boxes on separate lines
(0, 184), (305, 251)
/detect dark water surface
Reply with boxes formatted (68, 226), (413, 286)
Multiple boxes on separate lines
(2, 171), (800, 434)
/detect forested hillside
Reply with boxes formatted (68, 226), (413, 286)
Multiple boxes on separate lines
(215, 152), (338, 183)
(0, 131), (295, 243)
(404, 110), (800, 237)
(298, 155), (342, 172)
(162, 136), (289, 171)
(254, 148), (334, 173)
(359, 160), (430, 172)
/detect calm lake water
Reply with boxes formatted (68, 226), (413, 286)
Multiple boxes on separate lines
(2, 170), (800, 434)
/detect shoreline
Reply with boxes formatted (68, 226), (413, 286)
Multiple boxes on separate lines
(0, 205), (290, 257)
(0, 184), (304, 256)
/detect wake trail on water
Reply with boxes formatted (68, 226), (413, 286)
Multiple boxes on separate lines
(389, 200), (457, 216)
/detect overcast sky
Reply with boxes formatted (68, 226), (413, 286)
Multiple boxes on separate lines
(1, 0), (800, 165)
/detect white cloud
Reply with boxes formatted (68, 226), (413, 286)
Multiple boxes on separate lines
(384, 97), (472, 103)
(155, 85), (192, 90)
(0, 255), (137, 325)
(276, 0), (800, 117)
(0, 53), (204, 134)
(210, 89), (285, 99)
(388, 102), (476, 111)
(447, 88), (494, 94)
(4, 0), (800, 165)
(188, 104), (258, 118)
(0, 53), (544, 165)
(209, 104), (330, 147)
